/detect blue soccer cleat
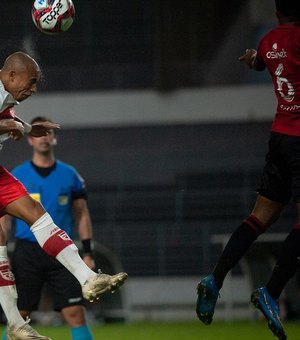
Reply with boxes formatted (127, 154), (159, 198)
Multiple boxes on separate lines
(251, 287), (287, 340)
(196, 274), (219, 325)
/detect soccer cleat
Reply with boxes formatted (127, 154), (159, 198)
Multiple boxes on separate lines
(251, 287), (287, 340)
(82, 270), (128, 302)
(7, 318), (51, 340)
(196, 274), (219, 325)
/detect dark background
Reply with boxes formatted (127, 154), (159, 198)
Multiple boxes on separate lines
(0, 1), (290, 280)
(1, 0), (253, 91)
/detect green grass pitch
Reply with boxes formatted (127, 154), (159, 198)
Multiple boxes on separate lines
(2, 321), (300, 339)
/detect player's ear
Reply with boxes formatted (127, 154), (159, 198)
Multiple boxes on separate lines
(8, 70), (16, 81)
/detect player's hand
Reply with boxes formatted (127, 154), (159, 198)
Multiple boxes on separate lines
(30, 121), (60, 137)
(83, 255), (96, 270)
(239, 48), (257, 68)
(0, 119), (25, 140)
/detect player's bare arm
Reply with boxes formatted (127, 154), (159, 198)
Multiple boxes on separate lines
(0, 119), (25, 140)
(30, 121), (60, 137)
(239, 49), (265, 71)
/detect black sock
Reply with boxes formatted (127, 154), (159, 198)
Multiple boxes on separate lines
(213, 216), (262, 289)
(266, 228), (300, 300)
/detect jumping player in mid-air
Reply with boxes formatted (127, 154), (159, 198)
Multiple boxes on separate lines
(196, 1), (300, 339)
(0, 51), (128, 340)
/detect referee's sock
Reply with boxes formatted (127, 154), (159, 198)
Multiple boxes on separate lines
(71, 325), (93, 340)
(1, 328), (6, 340)
(266, 227), (300, 300)
(212, 215), (264, 289)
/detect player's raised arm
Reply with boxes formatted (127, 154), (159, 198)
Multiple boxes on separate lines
(30, 120), (60, 137)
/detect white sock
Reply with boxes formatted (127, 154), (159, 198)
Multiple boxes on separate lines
(56, 245), (96, 285)
(30, 213), (96, 285)
(0, 246), (24, 326)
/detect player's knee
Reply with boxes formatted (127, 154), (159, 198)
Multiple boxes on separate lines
(0, 227), (6, 245)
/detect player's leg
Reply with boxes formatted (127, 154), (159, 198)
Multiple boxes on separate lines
(212, 195), (285, 290)
(196, 132), (289, 325)
(0, 229), (49, 340)
(196, 194), (285, 325)
(250, 202), (300, 340)
(249, 134), (300, 340)
(265, 203), (300, 301)
(261, 136), (300, 302)
(5, 194), (127, 301)
(0, 224), (25, 334)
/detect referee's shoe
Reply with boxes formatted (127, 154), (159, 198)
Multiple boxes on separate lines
(251, 287), (287, 340)
(196, 274), (219, 325)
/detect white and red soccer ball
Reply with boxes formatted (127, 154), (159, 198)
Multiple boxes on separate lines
(32, 0), (75, 35)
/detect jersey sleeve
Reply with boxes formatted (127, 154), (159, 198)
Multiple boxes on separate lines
(71, 169), (87, 200)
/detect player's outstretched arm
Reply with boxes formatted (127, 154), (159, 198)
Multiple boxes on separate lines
(30, 121), (60, 137)
(239, 48), (265, 71)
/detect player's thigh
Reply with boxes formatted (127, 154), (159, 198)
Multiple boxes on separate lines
(61, 305), (87, 327)
(47, 265), (85, 313)
(5, 195), (45, 225)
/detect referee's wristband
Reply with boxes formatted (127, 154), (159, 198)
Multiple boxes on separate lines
(81, 239), (94, 258)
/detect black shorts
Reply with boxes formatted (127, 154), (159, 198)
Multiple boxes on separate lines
(258, 132), (300, 204)
(12, 239), (84, 312)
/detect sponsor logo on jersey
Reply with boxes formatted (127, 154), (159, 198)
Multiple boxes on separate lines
(266, 43), (287, 59)
(280, 104), (300, 111)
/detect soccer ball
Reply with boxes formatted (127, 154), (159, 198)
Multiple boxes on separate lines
(32, 0), (75, 35)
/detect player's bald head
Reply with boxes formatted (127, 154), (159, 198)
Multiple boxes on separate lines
(0, 51), (41, 102)
(2, 51), (40, 74)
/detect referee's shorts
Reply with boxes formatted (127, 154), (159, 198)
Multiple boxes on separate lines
(12, 238), (85, 312)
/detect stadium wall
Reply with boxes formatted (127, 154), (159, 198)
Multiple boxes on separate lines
(17, 84), (275, 128)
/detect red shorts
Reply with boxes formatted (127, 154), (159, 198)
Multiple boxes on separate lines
(0, 166), (28, 216)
